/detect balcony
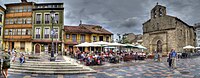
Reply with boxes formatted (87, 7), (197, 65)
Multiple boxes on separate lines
(4, 35), (32, 41)
(6, 12), (32, 18)
(5, 24), (32, 28)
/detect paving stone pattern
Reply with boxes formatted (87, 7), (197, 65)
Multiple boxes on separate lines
(3, 56), (200, 78)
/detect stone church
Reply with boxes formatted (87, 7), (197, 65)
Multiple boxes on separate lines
(143, 4), (196, 55)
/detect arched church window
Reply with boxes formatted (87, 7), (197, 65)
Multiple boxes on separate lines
(159, 8), (163, 16)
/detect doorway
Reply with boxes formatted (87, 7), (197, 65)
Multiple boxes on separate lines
(157, 40), (162, 53)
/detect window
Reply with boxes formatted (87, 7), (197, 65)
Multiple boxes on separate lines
(36, 14), (41, 24)
(5, 29), (8, 35)
(99, 36), (103, 41)
(19, 7), (23, 12)
(48, 5), (52, 8)
(10, 19), (13, 24)
(66, 34), (70, 39)
(36, 28), (40, 39)
(23, 6), (27, 12)
(27, 6), (32, 12)
(15, 7), (19, 12)
(22, 29), (26, 35)
(5, 19), (9, 24)
(0, 14), (2, 23)
(72, 34), (77, 42)
(13, 29), (17, 35)
(55, 14), (59, 24)
(13, 18), (17, 24)
(20, 42), (25, 50)
(26, 18), (31, 24)
(80, 34), (85, 42)
(53, 28), (58, 38)
(45, 14), (50, 24)
(18, 29), (21, 35)
(26, 29), (31, 35)
(22, 18), (26, 24)
(10, 7), (15, 13)
(159, 8), (163, 16)
(93, 36), (97, 42)
(106, 37), (109, 42)
(9, 29), (12, 35)
(198, 31), (200, 34)
(17, 18), (22, 24)
(54, 5), (58, 8)
(44, 28), (50, 38)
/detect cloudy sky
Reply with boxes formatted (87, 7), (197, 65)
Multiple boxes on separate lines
(1, 0), (200, 39)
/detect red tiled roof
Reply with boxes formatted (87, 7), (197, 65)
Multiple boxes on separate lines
(64, 24), (113, 35)
(80, 24), (113, 35)
(64, 26), (91, 33)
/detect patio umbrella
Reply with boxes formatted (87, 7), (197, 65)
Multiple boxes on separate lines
(93, 41), (109, 52)
(107, 42), (124, 46)
(135, 44), (147, 52)
(75, 42), (100, 52)
(122, 44), (136, 52)
(183, 45), (195, 49)
(107, 42), (124, 52)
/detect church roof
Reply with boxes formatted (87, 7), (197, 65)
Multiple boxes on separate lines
(143, 15), (193, 28)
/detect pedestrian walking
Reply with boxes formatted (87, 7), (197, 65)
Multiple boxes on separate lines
(171, 49), (177, 68)
(154, 51), (159, 62)
(11, 51), (17, 62)
(2, 51), (11, 78)
(167, 50), (172, 68)
(19, 53), (25, 65)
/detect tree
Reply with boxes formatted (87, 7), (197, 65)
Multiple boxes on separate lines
(117, 33), (121, 43)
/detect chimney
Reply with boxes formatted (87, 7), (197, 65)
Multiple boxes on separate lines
(21, 0), (28, 3)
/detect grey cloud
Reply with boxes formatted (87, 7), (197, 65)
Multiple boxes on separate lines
(120, 17), (138, 28)
(1, 0), (200, 38)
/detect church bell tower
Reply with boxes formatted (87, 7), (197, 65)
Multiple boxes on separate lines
(151, 3), (166, 19)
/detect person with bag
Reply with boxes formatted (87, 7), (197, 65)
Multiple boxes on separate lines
(171, 49), (177, 69)
(2, 51), (11, 78)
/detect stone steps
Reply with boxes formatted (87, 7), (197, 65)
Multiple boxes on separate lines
(9, 69), (96, 75)
(11, 63), (76, 66)
(9, 60), (96, 74)
(10, 67), (90, 71)
(11, 65), (82, 69)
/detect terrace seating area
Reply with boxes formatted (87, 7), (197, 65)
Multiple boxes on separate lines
(69, 51), (146, 66)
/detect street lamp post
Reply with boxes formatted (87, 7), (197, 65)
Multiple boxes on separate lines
(8, 30), (11, 52)
(50, 10), (55, 61)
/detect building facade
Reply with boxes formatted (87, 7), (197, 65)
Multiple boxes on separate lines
(143, 4), (196, 55)
(0, 6), (5, 50)
(122, 33), (142, 44)
(194, 23), (200, 47)
(63, 24), (113, 52)
(4, 1), (34, 52)
(32, 3), (64, 54)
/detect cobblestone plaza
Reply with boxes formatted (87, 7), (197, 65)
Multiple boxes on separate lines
(2, 56), (200, 78)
